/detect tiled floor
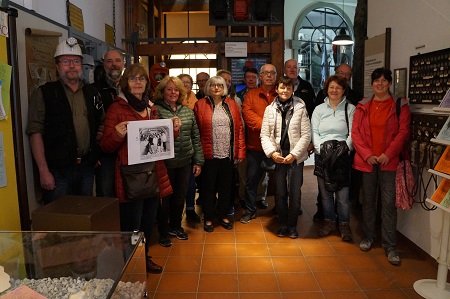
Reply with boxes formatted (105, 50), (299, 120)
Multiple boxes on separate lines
(145, 166), (440, 298)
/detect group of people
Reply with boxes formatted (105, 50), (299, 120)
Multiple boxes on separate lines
(26, 37), (411, 276)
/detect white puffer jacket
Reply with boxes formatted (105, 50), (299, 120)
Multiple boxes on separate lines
(260, 96), (311, 164)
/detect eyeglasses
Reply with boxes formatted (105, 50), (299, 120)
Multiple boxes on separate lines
(182, 81), (192, 85)
(59, 59), (82, 66)
(129, 76), (147, 82)
(260, 71), (277, 76)
(210, 83), (224, 89)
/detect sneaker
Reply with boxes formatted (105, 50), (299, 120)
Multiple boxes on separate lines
(257, 200), (268, 209)
(186, 210), (201, 222)
(240, 212), (256, 224)
(359, 238), (373, 252)
(318, 219), (336, 237)
(288, 227), (298, 239)
(227, 205), (235, 216)
(146, 257), (162, 274)
(168, 227), (188, 240)
(159, 235), (172, 247)
(339, 222), (353, 242)
(276, 226), (288, 237)
(386, 249), (400, 265)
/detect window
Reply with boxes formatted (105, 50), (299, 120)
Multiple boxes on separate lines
(295, 7), (353, 94)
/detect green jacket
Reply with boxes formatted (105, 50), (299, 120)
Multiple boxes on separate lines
(154, 101), (204, 169)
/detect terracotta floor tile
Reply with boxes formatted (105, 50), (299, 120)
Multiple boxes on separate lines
(163, 256), (201, 272)
(235, 232), (266, 243)
(146, 275), (161, 292)
(300, 241), (336, 256)
(314, 272), (360, 291)
(149, 243), (172, 257)
(236, 243), (270, 257)
(205, 232), (236, 243)
(263, 231), (293, 243)
(237, 256), (274, 272)
(169, 243), (204, 257)
(276, 272), (321, 292)
(157, 272), (199, 292)
(306, 256), (346, 272)
(385, 270), (424, 288)
(322, 291), (366, 299)
(329, 241), (365, 255)
(401, 288), (424, 299)
(203, 243), (237, 257)
(238, 273), (279, 292)
(234, 222), (263, 232)
(281, 292), (324, 299)
(198, 273), (239, 292)
(339, 254), (382, 271)
(197, 293), (240, 299)
(267, 242), (302, 256)
(271, 256), (309, 272)
(154, 293), (197, 299)
(178, 231), (205, 243)
(364, 289), (410, 298)
(201, 257), (237, 273)
(239, 293), (282, 299)
(352, 270), (398, 290)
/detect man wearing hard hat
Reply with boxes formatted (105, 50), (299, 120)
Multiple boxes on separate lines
(26, 37), (104, 204)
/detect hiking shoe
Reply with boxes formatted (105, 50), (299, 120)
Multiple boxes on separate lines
(288, 227), (298, 239)
(257, 200), (268, 209)
(240, 212), (256, 224)
(339, 222), (353, 242)
(359, 238), (373, 252)
(387, 250), (400, 265)
(168, 227), (188, 240)
(276, 226), (288, 237)
(318, 219), (336, 237)
(158, 235), (172, 247)
(227, 205), (235, 216)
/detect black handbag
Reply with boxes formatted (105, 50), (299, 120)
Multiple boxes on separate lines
(120, 162), (160, 200)
(261, 156), (277, 172)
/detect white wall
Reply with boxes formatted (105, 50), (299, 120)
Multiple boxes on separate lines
(368, 0), (450, 259)
(10, 0), (126, 49)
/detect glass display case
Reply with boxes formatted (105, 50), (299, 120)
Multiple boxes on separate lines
(0, 231), (147, 298)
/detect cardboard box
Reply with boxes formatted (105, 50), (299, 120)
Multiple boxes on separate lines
(32, 195), (120, 231)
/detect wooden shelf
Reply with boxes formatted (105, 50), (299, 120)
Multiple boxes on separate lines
(426, 198), (450, 213)
(431, 138), (450, 146)
(428, 169), (450, 180)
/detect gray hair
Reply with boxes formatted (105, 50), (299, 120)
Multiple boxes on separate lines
(205, 76), (228, 97)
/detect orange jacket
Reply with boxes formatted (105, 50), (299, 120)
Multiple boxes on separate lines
(242, 86), (277, 151)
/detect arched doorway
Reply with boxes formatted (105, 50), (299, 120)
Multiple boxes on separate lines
(293, 4), (354, 94)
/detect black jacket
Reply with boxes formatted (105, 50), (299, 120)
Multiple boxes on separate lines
(319, 140), (351, 192)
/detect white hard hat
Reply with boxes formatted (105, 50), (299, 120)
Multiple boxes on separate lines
(54, 37), (83, 58)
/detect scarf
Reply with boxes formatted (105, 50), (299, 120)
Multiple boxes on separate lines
(276, 96), (293, 116)
(123, 90), (149, 112)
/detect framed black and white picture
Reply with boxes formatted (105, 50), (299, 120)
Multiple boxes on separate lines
(127, 119), (174, 165)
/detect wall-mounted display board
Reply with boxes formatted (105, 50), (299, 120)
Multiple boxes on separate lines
(409, 47), (450, 105)
(229, 55), (269, 87)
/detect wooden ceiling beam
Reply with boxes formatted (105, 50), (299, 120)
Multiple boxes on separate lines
(136, 42), (271, 56)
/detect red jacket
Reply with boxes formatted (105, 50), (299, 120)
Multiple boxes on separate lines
(100, 95), (173, 202)
(242, 86), (277, 151)
(194, 97), (246, 160)
(352, 96), (411, 172)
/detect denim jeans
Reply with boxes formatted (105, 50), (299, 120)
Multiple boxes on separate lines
(201, 158), (234, 221)
(119, 196), (159, 255)
(361, 165), (397, 251)
(95, 152), (116, 197)
(274, 161), (304, 228)
(245, 150), (267, 214)
(44, 160), (95, 203)
(158, 164), (191, 233)
(185, 169), (196, 210)
(317, 177), (350, 223)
